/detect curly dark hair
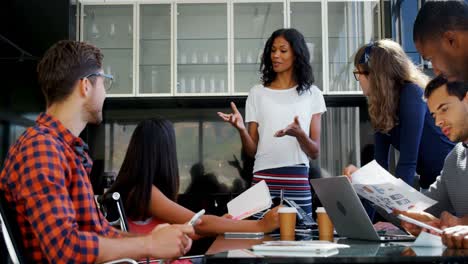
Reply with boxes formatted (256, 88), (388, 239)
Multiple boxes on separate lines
(260, 28), (314, 94)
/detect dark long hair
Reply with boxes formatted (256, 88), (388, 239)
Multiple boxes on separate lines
(260, 28), (314, 94)
(105, 118), (179, 220)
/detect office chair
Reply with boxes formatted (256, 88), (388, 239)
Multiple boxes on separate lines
(0, 190), (26, 264)
(98, 192), (129, 232)
(0, 190), (137, 264)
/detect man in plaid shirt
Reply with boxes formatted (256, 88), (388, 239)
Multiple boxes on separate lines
(0, 40), (194, 263)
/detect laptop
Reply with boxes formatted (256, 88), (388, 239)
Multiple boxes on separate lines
(310, 176), (415, 242)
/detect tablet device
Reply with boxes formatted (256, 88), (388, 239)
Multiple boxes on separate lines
(397, 214), (443, 234)
(224, 232), (264, 239)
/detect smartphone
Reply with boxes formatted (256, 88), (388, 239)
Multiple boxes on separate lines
(397, 214), (443, 234)
(188, 209), (205, 226)
(224, 232), (264, 239)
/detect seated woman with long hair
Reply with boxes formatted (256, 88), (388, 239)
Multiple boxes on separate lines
(105, 118), (279, 236)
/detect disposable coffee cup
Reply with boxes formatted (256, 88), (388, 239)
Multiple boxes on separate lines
(279, 206), (297, 241)
(316, 207), (334, 241)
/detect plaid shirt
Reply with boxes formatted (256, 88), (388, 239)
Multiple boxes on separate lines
(0, 113), (120, 263)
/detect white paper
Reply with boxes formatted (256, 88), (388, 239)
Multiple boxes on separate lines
(252, 241), (346, 257)
(392, 232), (446, 255)
(252, 243), (348, 252)
(351, 160), (437, 213)
(253, 249), (339, 257)
(262, 240), (349, 248)
(227, 180), (272, 220)
(412, 231), (445, 247)
(227, 249), (261, 258)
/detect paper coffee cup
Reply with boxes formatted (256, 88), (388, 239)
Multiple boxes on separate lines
(316, 207), (334, 241)
(279, 207), (297, 241)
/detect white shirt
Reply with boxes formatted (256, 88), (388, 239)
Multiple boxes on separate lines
(245, 84), (327, 173)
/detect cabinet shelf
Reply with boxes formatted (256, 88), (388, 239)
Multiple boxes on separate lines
(140, 64), (171, 66)
(178, 63), (228, 66)
(177, 38), (227, 41)
(101, 47), (133, 50)
(328, 36), (371, 39)
(140, 38), (171, 41)
(81, 1), (381, 98)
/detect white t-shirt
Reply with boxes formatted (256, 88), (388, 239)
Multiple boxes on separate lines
(245, 84), (326, 173)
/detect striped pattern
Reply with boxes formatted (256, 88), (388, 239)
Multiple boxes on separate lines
(252, 166), (312, 216)
(426, 143), (468, 217)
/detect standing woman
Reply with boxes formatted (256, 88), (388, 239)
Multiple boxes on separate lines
(344, 39), (455, 189)
(218, 28), (326, 216)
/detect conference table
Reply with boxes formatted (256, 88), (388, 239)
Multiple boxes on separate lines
(202, 233), (468, 263)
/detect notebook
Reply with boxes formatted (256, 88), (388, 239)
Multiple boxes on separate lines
(227, 180), (272, 220)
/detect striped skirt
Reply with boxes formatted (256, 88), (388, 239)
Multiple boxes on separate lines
(252, 166), (312, 216)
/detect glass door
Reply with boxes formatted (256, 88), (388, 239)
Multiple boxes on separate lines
(82, 4), (134, 96)
(327, 0), (380, 93)
(290, 1), (323, 90)
(176, 3), (228, 95)
(232, 2), (284, 94)
(139, 4), (172, 96)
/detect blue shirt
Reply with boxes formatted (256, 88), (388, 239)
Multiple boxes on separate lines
(374, 83), (455, 189)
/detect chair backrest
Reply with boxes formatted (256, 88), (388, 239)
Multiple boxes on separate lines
(0, 190), (26, 264)
(98, 192), (129, 232)
(0, 191), (137, 264)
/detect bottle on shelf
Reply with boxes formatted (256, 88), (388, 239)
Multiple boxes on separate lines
(191, 49), (198, 64)
(179, 77), (186, 93)
(209, 76), (215, 93)
(203, 51), (209, 64)
(200, 76), (206, 93)
(151, 67), (158, 93)
(190, 75), (196, 93)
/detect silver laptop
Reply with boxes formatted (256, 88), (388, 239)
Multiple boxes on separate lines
(310, 176), (414, 242)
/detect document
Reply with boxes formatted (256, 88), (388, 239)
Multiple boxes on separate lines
(227, 180), (272, 220)
(412, 231), (445, 247)
(252, 241), (348, 257)
(351, 160), (437, 213)
(393, 231), (445, 255)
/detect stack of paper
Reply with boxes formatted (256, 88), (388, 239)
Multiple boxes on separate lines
(252, 241), (349, 257)
(393, 232), (445, 256)
(227, 180), (272, 220)
(351, 160), (437, 213)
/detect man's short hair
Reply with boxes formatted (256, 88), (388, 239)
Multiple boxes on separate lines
(414, 0), (468, 43)
(425, 75), (468, 100)
(37, 40), (103, 106)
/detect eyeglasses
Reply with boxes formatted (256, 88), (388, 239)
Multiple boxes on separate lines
(82, 72), (114, 91)
(353, 70), (369, 81)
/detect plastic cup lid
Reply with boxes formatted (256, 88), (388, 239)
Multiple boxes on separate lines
(315, 207), (326, 213)
(278, 206), (297, 213)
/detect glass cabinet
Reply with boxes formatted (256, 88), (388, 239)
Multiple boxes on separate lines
(327, 1), (380, 93)
(290, 1), (323, 90)
(139, 4), (172, 95)
(233, 2), (284, 94)
(176, 3), (228, 95)
(82, 4), (134, 96)
(79, 0), (381, 96)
